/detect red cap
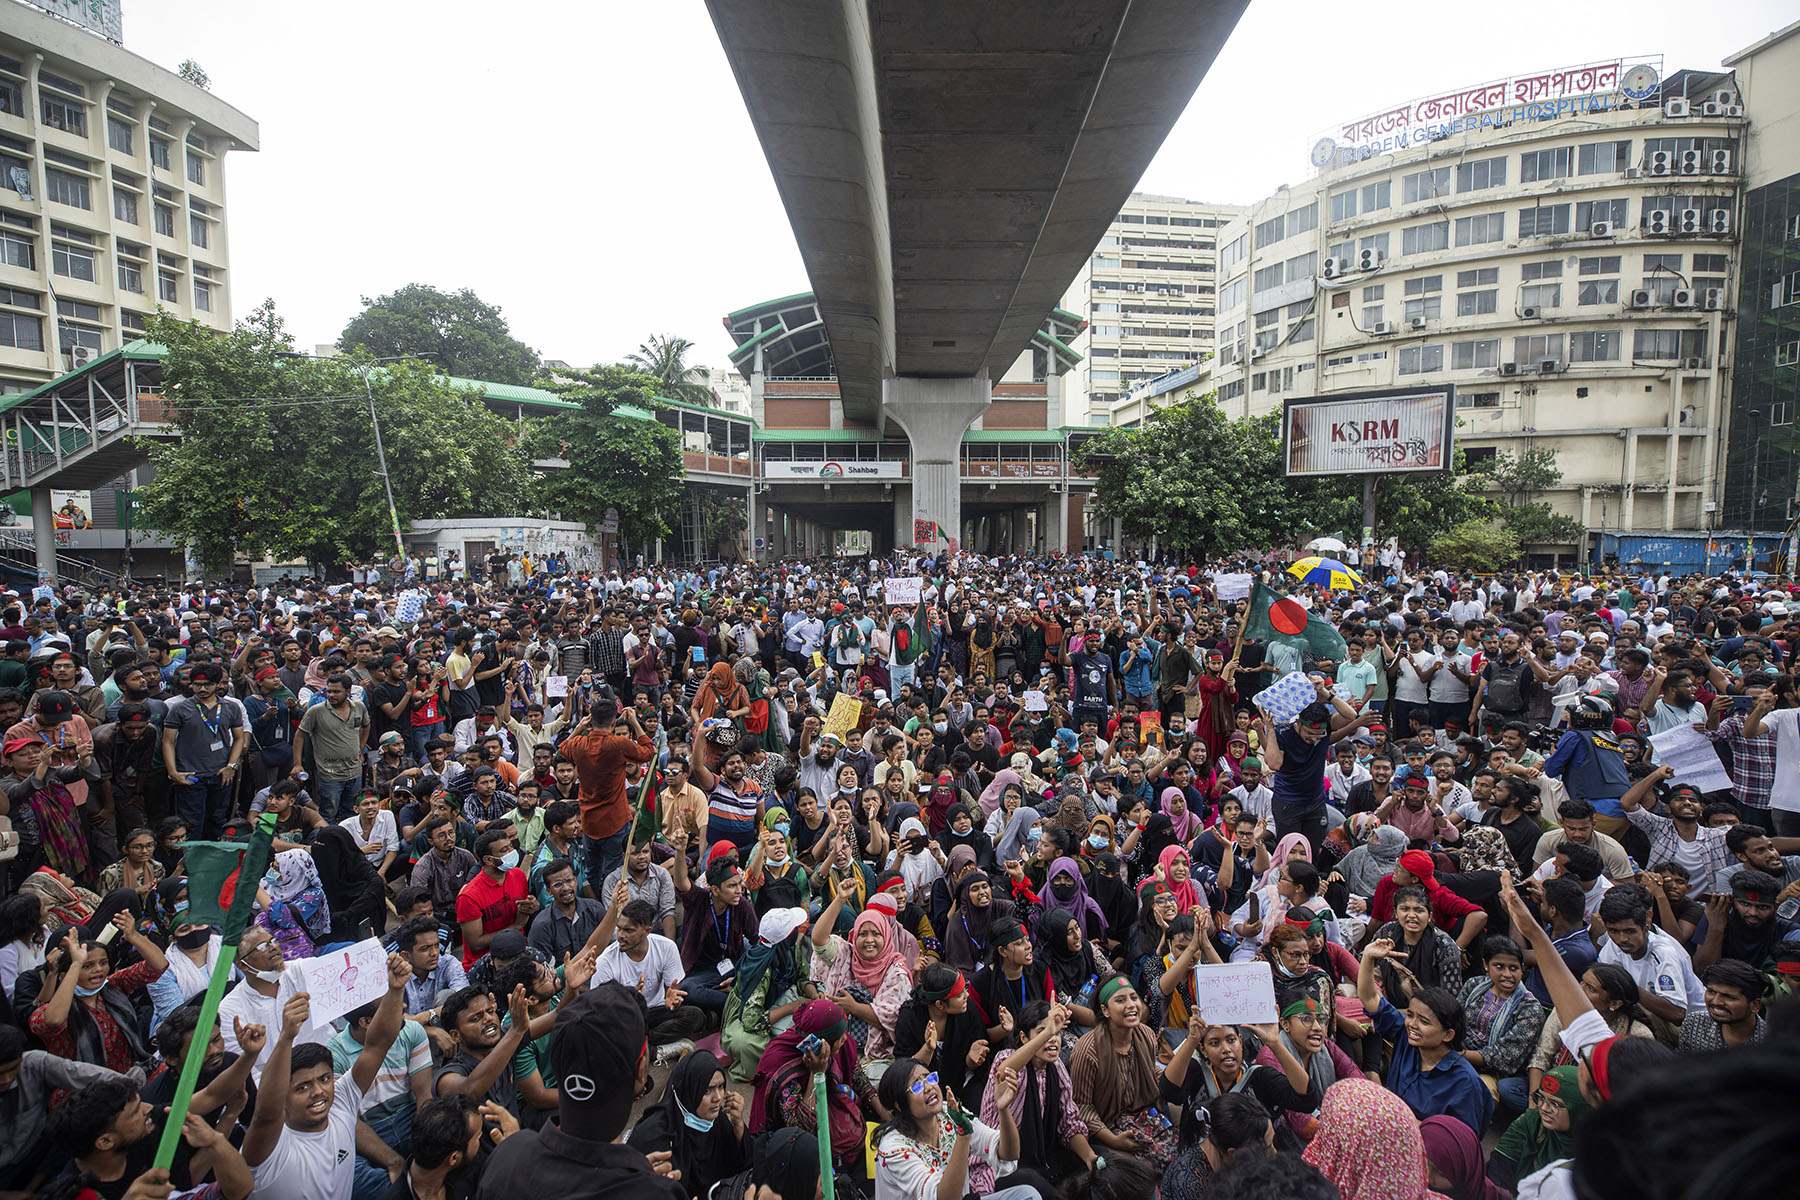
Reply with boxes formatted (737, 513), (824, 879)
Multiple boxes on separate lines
(2, 735), (38, 757)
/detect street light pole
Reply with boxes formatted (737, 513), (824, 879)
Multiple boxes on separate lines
(355, 366), (405, 563)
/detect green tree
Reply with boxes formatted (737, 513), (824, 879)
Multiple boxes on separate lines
(340, 284), (540, 386)
(527, 365), (685, 548)
(627, 334), (714, 407)
(134, 304), (536, 572)
(1478, 447), (1586, 545)
(1429, 519), (1520, 572)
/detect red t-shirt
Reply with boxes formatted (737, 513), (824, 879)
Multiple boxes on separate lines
(455, 868), (528, 967)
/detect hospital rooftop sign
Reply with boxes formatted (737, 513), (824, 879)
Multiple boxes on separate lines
(1309, 58), (1663, 170)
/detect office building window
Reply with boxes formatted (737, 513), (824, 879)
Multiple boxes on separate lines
(154, 203), (174, 237)
(50, 234), (95, 282)
(1361, 179), (1391, 212)
(106, 116), (133, 154)
(1287, 202), (1317, 235)
(113, 187), (138, 224)
(1401, 221), (1448, 255)
(1569, 331), (1620, 362)
(1514, 333), (1565, 364)
(1578, 279), (1618, 305)
(1328, 240), (1354, 265)
(1254, 214), (1285, 248)
(1577, 140), (1631, 175)
(1575, 199), (1627, 230)
(1777, 339), (1799, 368)
(0, 76), (20, 118)
(1330, 189), (1357, 222)
(1285, 251), (1316, 283)
(1451, 339), (1499, 369)
(1457, 391), (1501, 409)
(0, 309), (40, 350)
(117, 260), (142, 293)
(1456, 157), (1507, 192)
(39, 94), (85, 136)
(1454, 212), (1505, 246)
(1402, 167), (1450, 204)
(0, 228), (33, 270)
(1253, 263), (1283, 293)
(43, 168), (89, 209)
(1358, 231), (1390, 260)
(1219, 233), (1247, 270)
(1398, 345), (1443, 375)
(1403, 275), (1442, 322)
(1290, 318), (1314, 343)
(189, 214), (208, 247)
(158, 271), (178, 302)
(1520, 146), (1572, 182)
(148, 136), (170, 171)
(193, 279), (212, 311)
(1518, 204), (1571, 237)
(1643, 252), (1682, 304)
(186, 152), (205, 186)
(1521, 260), (1562, 309)
(1456, 268), (1498, 316)
(1633, 328), (1702, 361)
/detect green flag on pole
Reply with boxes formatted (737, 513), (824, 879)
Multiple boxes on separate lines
(1241, 581), (1349, 660)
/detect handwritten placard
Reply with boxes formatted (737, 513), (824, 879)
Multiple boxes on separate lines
(1192, 961), (1278, 1025)
(884, 577), (923, 606)
(1212, 573), (1254, 603)
(823, 694), (863, 740)
(293, 937), (390, 1031)
(545, 674), (569, 699)
(1021, 689), (1048, 713)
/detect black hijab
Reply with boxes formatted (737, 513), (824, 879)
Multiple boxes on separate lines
(627, 1050), (745, 1200)
(1035, 907), (1093, 999)
(1139, 813), (1178, 873)
(1086, 851), (1135, 946)
(310, 826), (387, 942)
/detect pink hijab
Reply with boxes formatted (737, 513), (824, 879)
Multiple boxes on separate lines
(847, 909), (909, 991)
(1261, 832), (1314, 889)
(1158, 843), (1201, 912)
(1303, 1079), (1451, 1200)
(1162, 787), (1199, 844)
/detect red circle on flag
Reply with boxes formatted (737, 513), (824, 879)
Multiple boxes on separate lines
(1270, 598), (1309, 636)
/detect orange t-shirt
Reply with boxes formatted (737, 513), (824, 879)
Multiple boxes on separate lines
(561, 730), (656, 840)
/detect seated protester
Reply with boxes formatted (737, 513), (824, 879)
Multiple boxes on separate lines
(1374, 775), (1461, 848)
(972, 918), (1053, 1043)
(1068, 975), (1179, 1171)
(244, 953), (413, 1200)
(893, 963), (995, 1111)
(1159, 1089), (1276, 1200)
(0, 1024), (128, 1192)
(329, 992), (434, 1200)
(1149, 913), (1225, 1051)
(1595, 885), (1705, 1033)
(1286, 908), (1380, 1076)
(1370, 885), (1464, 1006)
(1253, 990), (1360, 1146)
(1480, 777), (1547, 875)
(742, 808), (811, 918)
(1336, 823), (1407, 909)
(466, 929), (548, 999)
(748, 998), (881, 1178)
(528, 857), (607, 963)
(1643, 861), (1704, 944)
(433, 983), (532, 1116)
(1537, 840), (1611, 919)
(1454, 935), (1545, 1094)
(408, 793), (479, 861)
(146, 904), (227, 1031)
(410, 816), (480, 929)
(929, 844), (980, 942)
(720, 907), (812, 1083)
(391, 915), (467, 1058)
(1354, 936), (1494, 1135)
(869, 872), (934, 966)
(1521, 876), (1599, 1008)
(1160, 1004), (1319, 1152)
(499, 948), (595, 1129)
(261, 780), (329, 850)
(1529, 798), (1636, 881)
(136, 1005), (261, 1149)
(1301, 1076), (1457, 1200)
(1485, 1064), (1591, 1194)
(980, 1001), (1099, 1188)
(675, 858), (760, 1015)
(874, 1055), (1030, 1200)
(809, 819), (878, 938)
(1715, 823), (1800, 895)
(1035, 907), (1111, 1043)
(1691, 869), (1797, 970)
(591, 898), (706, 1054)
(218, 924), (331, 1084)
(28, 919), (168, 1076)
(383, 1095), (487, 1200)
(1034, 855), (1112, 946)
(1515, 963), (1654, 1113)
(313, 824), (392, 944)
(1370, 850), (1488, 951)
(939, 803), (994, 873)
(1677, 958), (1769, 1052)
(809, 880), (911, 1067)
(456, 829), (538, 971)
(627, 1051), (747, 1200)
(529, 801), (589, 909)
(45, 1074), (255, 1200)
(1618, 770), (1732, 894)
(941, 869), (1021, 975)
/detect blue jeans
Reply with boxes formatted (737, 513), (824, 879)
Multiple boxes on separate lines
(172, 774), (234, 840)
(408, 722), (444, 762)
(315, 775), (362, 821)
(351, 1105), (414, 1200)
(583, 825), (629, 898)
(1497, 1074), (1530, 1115)
(680, 965), (732, 1014)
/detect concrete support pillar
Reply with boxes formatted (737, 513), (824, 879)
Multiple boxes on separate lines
(748, 491), (765, 561)
(1010, 508), (1024, 554)
(892, 484), (913, 552)
(1665, 372), (1682, 533)
(884, 377), (990, 550)
(31, 488), (55, 584)
(1621, 434), (1638, 531)
(1045, 493), (1066, 555)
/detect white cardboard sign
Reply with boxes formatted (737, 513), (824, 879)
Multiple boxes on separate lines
(1191, 961), (1278, 1025)
(292, 938), (390, 1031)
(884, 577), (923, 605)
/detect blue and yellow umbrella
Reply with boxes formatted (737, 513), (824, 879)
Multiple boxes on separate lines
(1287, 556), (1363, 590)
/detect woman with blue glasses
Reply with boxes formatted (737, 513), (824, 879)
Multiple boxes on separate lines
(873, 1055), (1040, 1200)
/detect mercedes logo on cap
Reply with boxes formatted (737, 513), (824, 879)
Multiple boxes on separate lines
(562, 1072), (596, 1101)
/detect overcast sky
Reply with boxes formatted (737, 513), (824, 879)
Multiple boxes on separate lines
(117, 0), (1794, 372)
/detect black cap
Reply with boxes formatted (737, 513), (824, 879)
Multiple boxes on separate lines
(32, 690), (73, 724)
(550, 982), (647, 1138)
(489, 929), (526, 959)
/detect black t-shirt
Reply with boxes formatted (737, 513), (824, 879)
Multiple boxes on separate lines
(434, 1050), (519, 1116)
(368, 681), (408, 740)
(892, 1000), (992, 1108)
(1269, 725), (1328, 819)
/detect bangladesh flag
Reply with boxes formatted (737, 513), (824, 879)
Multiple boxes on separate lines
(182, 816), (278, 944)
(1241, 581), (1349, 661)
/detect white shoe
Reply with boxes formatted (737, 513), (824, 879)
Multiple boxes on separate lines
(655, 1038), (695, 1066)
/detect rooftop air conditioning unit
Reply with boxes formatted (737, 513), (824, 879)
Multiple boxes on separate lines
(1408, 316), (1428, 331)
(1712, 89), (1738, 107)
(1371, 321), (1395, 335)
(1323, 256), (1345, 280)
(1679, 150), (1703, 175)
(1682, 356), (1704, 369)
(1500, 362), (1519, 376)
(1671, 288), (1697, 309)
(1520, 305), (1542, 320)
(1589, 221), (1614, 238)
(1703, 287), (1726, 311)
(1709, 209), (1732, 235)
(1646, 210), (1672, 236)
(1702, 101), (1725, 117)
(1679, 208), (1703, 234)
(1357, 248), (1383, 271)
(1624, 166), (1643, 180)
(1664, 98), (1691, 118)
(1540, 359), (1564, 374)
(1710, 149), (1734, 174)
(1725, 104), (1745, 117)
(1629, 289), (1654, 309)
(1649, 150), (1673, 176)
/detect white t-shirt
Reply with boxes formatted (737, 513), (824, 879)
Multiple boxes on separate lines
(219, 975), (332, 1083)
(248, 1075), (364, 1200)
(1763, 708), (1800, 813)
(339, 810), (401, 866)
(592, 934), (685, 1009)
(1597, 925), (1705, 1012)
(1393, 651), (1435, 703)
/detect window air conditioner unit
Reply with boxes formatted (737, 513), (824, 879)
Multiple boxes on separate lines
(1629, 289), (1654, 309)
(1682, 356), (1704, 369)
(1323, 256), (1344, 280)
(1711, 89), (1738, 108)
(1710, 149), (1733, 174)
(1709, 209), (1732, 235)
(1371, 321), (1395, 335)
(1702, 101), (1725, 117)
(1645, 210), (1672, 235)
(1408, 316), (1428, 331)
(1540, 359), (1564, 374)
(1678, 208), (1703, 234)
(1520, 305), (1542, 320)
(1357, 248), (1383, 271)
(1649, 151), (1673, 176)
(1703, 287), (1726, 311)
(1664, 98), (1691, 117)
(1671, 288), (1697, 309)
(1624, 166), (1643, 180)
(1589, 221), (1614, 238)
(1500, 362), (1519, 376)
(1679, 150), (1703, 175)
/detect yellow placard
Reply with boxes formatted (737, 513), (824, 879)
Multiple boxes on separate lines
(823, 694), (863, 740)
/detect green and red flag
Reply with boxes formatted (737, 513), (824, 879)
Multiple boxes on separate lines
(180, 818), (278, 944)
(1242, 581), (1348, 660)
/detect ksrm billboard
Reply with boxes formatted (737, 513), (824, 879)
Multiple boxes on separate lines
(1281, 386), (1455, 477)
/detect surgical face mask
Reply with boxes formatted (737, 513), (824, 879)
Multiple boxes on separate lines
(245, 965), (285, 985)
(775, 822), (790, 836)
(1025, 827), (1042, 845)
(1087, 833), (1109, 850)
(172, 899), (190, 916)
(934, 722), (948, 735)
(496, 849), (521, 871)
(75, 981), (106, 997)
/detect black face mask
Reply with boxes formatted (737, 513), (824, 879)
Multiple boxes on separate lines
(1050, 879), (1078, 902)
(176, 927), (212, 951)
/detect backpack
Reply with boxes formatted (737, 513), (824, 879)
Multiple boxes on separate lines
(1484, 657), (1531, 714)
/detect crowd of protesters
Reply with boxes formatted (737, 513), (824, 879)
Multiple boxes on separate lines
(0, 551), (1795, 1200)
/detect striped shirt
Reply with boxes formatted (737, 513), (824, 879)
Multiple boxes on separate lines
(707, 778), (762, 845)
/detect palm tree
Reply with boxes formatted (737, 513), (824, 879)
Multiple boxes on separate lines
(627, 334), (715, 407)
